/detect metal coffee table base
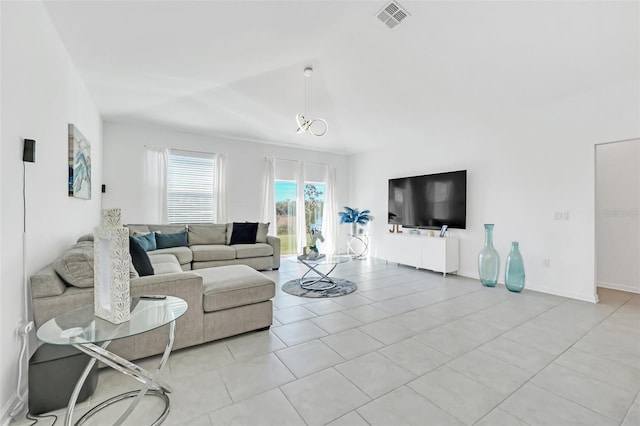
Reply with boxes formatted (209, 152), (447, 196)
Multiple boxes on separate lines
(299, 262), (339, 291)
(65, 321), (176, 426)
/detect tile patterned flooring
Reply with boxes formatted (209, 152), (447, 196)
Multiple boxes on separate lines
(19, 258), (640, 425)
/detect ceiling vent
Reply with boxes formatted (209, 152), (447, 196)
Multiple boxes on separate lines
(376, 1), (410, 29)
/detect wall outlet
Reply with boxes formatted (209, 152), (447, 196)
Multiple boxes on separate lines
(543, 258), (551, 268)
(16, 321), (34, 336)
(553, 211), (570, 221)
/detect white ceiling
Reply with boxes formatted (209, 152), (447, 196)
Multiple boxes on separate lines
(43, 1), (638, 155)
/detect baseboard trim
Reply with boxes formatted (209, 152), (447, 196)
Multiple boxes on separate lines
(597, 281), (640, 294)
(453, 271), (599, 303)
(521, 284), (598, 303)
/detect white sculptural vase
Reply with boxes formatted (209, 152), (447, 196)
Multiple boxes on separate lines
(94, 208), (131, 324)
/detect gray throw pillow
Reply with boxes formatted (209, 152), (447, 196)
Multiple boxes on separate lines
(256, 223), (270, 243)
(53, 241), (95, 288)
(226, 223), (233, 245)
(149, 224), (187, 234)
(189, 224), (227, 245)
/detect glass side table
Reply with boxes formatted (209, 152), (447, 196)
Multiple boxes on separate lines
(37, 296), (188, 426)
(347, 234), (370, 259)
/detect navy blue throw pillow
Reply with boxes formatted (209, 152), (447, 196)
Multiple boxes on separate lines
(230, 222), (258, 245)
(129, 237), (154, 277)
(155, 231), (188, 249)
(132, 232), (156, 251)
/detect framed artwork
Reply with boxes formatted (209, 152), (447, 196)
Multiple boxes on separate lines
(68, 124), (91, 199)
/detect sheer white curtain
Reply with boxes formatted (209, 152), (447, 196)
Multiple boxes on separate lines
(261, 157), (276, 229)
(143, 147), (169, 224)
(214, 153), (228, 223)
(295, 161), (306, 254)
(321, 164), (338, 254)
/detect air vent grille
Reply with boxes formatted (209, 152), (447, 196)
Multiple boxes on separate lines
(376, 1), (410, 29)
(384, 3), (399, 15)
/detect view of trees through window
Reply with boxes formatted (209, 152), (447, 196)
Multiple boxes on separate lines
(275, 180), (325, 255)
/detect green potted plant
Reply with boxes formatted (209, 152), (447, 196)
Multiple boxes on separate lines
(338, 207), (374, 235)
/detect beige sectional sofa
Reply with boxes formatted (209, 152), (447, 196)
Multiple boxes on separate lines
(30, 227), (280, 361)
(126, 223), (280, 271)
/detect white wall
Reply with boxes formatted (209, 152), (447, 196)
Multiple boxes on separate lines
(102, 121), (349, 234)
(350, 79), (639, 303)
(0, 2), (103, 423)
(596, 139), (640, 293)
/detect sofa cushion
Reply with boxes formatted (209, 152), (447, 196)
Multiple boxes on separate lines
(188, 224), (227, 245)
(198, 265), (275, 312)
(130, 237), (154, 277)
(77, 233), (94, 243)
(31, 264), (67, 298)
(233, 243), (273, 259)
(53, 242), (95, 288)
(155, 231), (188, 249)
(132, 232), (157, 251)
(126, 225), (151, 235)
(191, 245), (236, 261)
(148, 253), (182, 274)
(148, 253), (179, 264)
(226, 223), (233, 244)
(230, 222), (258, 245)
(149, 224), (187, 234)
(152, 246), (193, 265)
(256, 223), (269, 243)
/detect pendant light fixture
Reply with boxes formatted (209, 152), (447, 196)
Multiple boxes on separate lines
(296, 66), (328, 136)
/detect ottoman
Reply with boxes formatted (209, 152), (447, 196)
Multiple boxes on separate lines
(29, 344), (99, 415)
(196, 265), (275, 342)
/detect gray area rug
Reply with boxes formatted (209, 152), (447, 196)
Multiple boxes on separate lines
(281, 278), (357, 298)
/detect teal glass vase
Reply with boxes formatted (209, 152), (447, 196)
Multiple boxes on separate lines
(505, 241), (525, 292)
(478, 224), (500, 287)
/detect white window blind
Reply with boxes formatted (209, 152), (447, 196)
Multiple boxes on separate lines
(167, 150), (215, 224)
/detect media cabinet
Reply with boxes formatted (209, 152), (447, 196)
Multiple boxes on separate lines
(378, 233), (459, 276)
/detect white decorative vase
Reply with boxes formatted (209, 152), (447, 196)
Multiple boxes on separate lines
(94, 208), (131, 324)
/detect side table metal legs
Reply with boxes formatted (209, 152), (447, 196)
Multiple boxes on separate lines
(347, 235), (369, 259)
(65, 321), (176, 426)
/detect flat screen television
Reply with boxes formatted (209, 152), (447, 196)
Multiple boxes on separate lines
(388, 170), (467, 229)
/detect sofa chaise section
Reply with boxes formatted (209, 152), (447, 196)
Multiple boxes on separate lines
(30, 240), (276, 362)
(31, 263), (204, 361)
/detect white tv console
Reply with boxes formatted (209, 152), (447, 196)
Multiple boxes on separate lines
(378, 233), (459, 277)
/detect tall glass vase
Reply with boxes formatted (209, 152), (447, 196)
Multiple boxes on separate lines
(505, 242), (525, 292)
(478, 224), (500, 287)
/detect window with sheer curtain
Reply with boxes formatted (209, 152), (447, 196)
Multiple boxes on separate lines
(167, 150), (215, 224)
(270, 159), (335, 255)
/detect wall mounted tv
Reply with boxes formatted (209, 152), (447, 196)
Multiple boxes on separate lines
(388, 170), (467, 229)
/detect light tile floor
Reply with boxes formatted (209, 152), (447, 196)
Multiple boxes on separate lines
(18, 258), (640, 426)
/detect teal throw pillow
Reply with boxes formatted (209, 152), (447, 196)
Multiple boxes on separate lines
(155, 231), (188, 249)
(132, 232), (156, 251)
(129, 237), (154, 276)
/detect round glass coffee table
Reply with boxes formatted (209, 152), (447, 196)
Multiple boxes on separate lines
(37, 296), (187, 426)
(291, 255), (351, 290)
